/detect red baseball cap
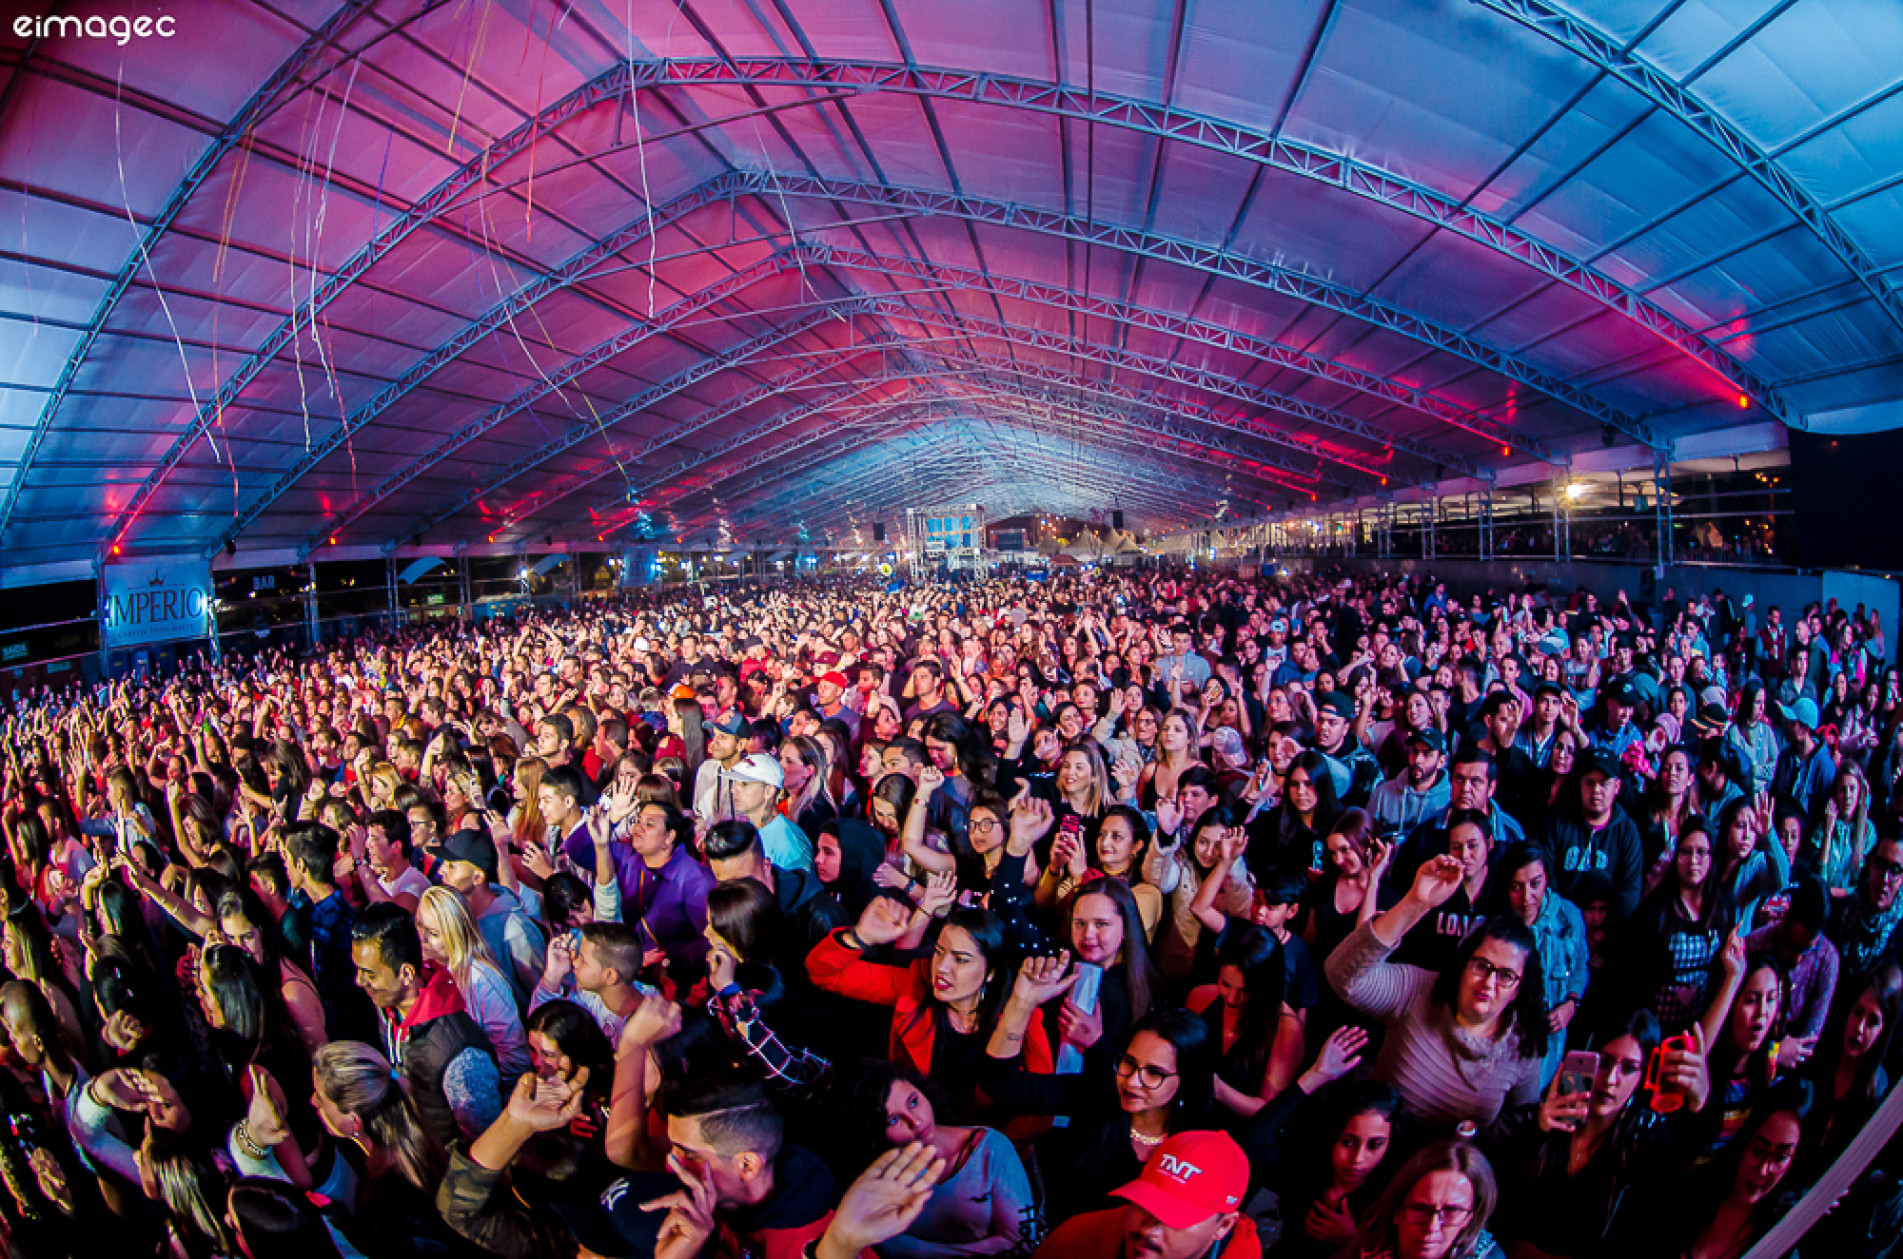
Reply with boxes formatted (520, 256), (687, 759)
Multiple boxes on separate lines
(818, 671), (850, 688)
(1111, 1132), (1249, 1229)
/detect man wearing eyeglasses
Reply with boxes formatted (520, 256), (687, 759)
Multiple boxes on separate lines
(1036, 1130), (1257, 1259)
(1827, 837), (1903, 977)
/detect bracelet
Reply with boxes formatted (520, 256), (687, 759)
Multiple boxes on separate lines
(235, 1119), (265, 1161)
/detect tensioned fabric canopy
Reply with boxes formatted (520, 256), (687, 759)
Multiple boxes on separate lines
(1, 0), (1898, 573)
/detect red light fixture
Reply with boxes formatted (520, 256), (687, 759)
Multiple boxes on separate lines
(1501, 445), (1511, 457)
(1736, 394), (1749, 410)
(111, 544), (122, 556)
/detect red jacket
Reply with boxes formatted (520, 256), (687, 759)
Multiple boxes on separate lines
(805, 929), (1056, 1080)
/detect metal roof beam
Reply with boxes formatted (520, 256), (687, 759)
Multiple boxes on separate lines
(99, 46), (650, 557)
(710, 421), (1229, 535)
(812, 242), (1553, 462)
(1, 0), (378, 540)
(739, 454), (1206, 539)
(752, 175), (1650, 445)
(671, 400), (1277, 528)
(532, 348), (1344, 534)
(631, 58), (1776, 420)
(217, 172), (760, 555)
(1472, 0), (1903, 337)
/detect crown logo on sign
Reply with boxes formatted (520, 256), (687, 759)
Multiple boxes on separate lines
(148, 574), (165, 587)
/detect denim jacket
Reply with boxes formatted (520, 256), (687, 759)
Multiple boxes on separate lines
(1531, 887), (1591, 1010)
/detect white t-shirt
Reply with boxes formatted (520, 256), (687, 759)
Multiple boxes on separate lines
(378, 865), (432, 904)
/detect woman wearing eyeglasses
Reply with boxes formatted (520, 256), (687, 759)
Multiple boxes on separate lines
(979, 954), (1217, 1225)
(1324, 855), (1549, 1130)
(1347, 1139), (1505, 1259)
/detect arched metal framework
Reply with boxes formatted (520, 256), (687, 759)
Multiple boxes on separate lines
(0, 0), (1895, 569)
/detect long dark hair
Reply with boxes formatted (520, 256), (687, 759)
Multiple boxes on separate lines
(707, 878), (782, 964)
(1642, 822), (1735, 934)
(1283, 748), (1342, 832)
(923, 711), (995, 786)
(1210, 926), (1285, 1094)
(842, 1058), (955, 1165)
(1711, 955), (1788, 1089)
(524, 1000), (615, 1106)
(1063, 878), (1163, 1021)
(1702, 1078), (1813, 1241)
(1525, 1010), (1662, 1225)
(1123, 1007), (1218, 1133)
(1428, 915), (1550, 1060)
(1814, 964), (1901, 1112)
(933, 907), (1012, 1024)
(198, 943), (310, 1106)
(676, 696), (706, 781)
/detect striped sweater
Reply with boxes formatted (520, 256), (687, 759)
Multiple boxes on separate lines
(1325, 921), (1544, 1127)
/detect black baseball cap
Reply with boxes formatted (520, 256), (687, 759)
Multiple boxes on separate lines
(1406, 727), (1446, 754)
(1578, 747), (1624, 780)
(1317, 691), (1356, 721)
(439, 828), (499, 883)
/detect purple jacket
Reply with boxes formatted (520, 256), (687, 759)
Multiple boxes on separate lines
(620, 843), (714, 968)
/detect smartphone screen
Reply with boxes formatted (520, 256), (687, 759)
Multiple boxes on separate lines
(1559, 1050), (1600, 1099)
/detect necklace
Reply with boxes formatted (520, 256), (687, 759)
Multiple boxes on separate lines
(1130, 1127), (1167, 1147)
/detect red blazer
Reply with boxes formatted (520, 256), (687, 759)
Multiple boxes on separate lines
(805, 929), (1056, 1080)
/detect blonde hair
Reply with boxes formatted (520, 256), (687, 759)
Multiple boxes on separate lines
(312, 1041), (444, 1193)
(365, 762), (404, 804)
(1058, 739), (1111, 817)
(417, 886), (500, 993)
(512, 756), (549, 847)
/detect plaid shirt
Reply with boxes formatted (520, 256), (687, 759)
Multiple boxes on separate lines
(708, 986), (831, 1100)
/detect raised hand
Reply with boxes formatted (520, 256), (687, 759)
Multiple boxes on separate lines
(1008, 792), (1055, 851)
(505, 1066), (590, 1132)
(707, 942), (738, 992)
(603, 781), (640, 827)
(917, 764), (946, 798)
(1011, 951), (1077, 1006)
(820, 1142), (949, 1259)
(1155, 795), (1183, 838)
(543, 932), (577, 987)
(1305, 1026), (1370, 1087)
(521, 839), (556, 881)
(855, 895), (916, 947)
(246, 1065), (292, 1147)
(916, 870), (959, 919)
(1538, 1069), (1592, 1134)
(644, 1150), (720, 1259)
(1408, 854), (1466, 910)
(1718, 927), (1746, 980)
(1365, 838), (1394, 884)
(619, 993), (683, 1051)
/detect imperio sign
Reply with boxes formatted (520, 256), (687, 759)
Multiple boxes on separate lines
(102, 559), (213, 651)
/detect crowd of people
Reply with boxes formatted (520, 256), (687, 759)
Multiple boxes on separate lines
(0, 563), (1898, 1259)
